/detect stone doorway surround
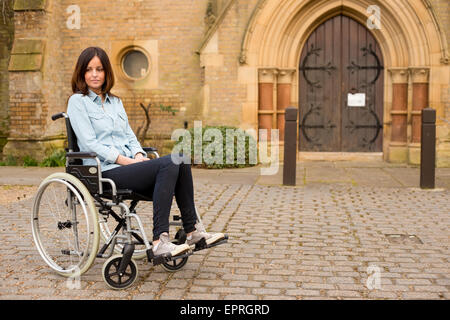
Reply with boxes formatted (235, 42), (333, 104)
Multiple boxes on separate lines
(234, 0), (450, 166)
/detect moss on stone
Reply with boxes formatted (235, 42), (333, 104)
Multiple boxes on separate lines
(12, 39), (44, 54)
(8, 53), (42, 71)
(13, 0), (46, 11)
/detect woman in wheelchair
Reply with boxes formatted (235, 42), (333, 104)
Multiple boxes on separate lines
(67, 46), (225, 258)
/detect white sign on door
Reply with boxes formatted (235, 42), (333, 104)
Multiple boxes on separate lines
(348, 93), (366, 107)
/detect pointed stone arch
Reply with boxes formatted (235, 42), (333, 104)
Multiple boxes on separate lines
(241, 0), (447, 67)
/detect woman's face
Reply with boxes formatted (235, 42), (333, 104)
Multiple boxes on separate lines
(85, 55), (105, 93)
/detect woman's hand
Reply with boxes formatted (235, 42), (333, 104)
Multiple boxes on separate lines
(134, 153), (149, 162)
(116, 154), (139, 166)
(115, 153), (149, 166)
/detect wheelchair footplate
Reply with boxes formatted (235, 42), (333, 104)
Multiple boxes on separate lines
(193, 234), (229, 252)
(146, 248), (192, 266)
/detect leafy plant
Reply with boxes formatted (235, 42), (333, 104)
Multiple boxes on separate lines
(40, 149), (66, 167)
(175, 125), (258, 169)
(0, 154), (17, 166)
(23, 155), (39, 167)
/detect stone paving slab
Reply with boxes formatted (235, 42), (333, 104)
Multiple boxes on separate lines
(0, 163), (449, 300)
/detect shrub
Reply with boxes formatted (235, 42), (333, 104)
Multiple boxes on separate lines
(40, 149), (66, 167)
(0, 155), (17, 166)
(23, 155), (39, 167)
(174, 125), (258, 169)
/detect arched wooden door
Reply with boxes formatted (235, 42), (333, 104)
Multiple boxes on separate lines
(299, 15), (384, 152)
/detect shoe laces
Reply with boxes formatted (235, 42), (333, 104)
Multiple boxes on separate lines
(195, 222), (206, 233)
(154, 232), (176, 251)
(159, 232), (170, 243)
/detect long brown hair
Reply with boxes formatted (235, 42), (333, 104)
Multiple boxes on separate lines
(71, 47), (117, 98)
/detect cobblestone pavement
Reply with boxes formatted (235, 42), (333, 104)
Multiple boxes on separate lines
(0, 165), (449, 300)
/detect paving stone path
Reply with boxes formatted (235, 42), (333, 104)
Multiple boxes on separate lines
(0, 174), (448, 300)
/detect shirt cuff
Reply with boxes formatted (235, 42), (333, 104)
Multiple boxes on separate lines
(106, 147), (121, 164)
(132, 148), (147, 158)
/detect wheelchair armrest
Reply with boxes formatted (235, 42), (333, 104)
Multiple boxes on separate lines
(142, 147), (159, 159)
(66, 152), (98, 159)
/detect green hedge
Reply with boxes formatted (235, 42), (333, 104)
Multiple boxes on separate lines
(174, 125), (258, 169)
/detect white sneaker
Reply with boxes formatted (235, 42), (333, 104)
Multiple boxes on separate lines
(186, 222), (225, 247)
(152, 232), (190, 257)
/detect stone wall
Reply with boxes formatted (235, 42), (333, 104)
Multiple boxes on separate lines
(0, 0), (14, 153)
(430, 0), (450, 46)
(4, 0), (214, 159)
(200, 0), (257, 128)
(429, 0), (450, 166)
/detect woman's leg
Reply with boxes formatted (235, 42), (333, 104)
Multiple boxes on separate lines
(172, 157), (225, 246)
(174, 160), (197, 235)
(102, 155), (181, 240)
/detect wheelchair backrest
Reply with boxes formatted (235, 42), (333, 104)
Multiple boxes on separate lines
(52, 112), (101, 194)
(64, 117), (83, 165)
(65, 117), (101, 193)
(65, 117), (79, 153)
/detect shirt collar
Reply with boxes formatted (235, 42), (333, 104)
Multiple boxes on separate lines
(88, 89), (111, 105)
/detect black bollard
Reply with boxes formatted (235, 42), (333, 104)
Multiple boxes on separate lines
(283, 107), (298, 186)
(420, 108), (436, 189)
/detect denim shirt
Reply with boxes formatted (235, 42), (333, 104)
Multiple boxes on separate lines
(67, 89), (146, 172)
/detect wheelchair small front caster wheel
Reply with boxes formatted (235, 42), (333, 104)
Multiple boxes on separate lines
(161, 256), (189, 272)
(102, 255), (138, 290)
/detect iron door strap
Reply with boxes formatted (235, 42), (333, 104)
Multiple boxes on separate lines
(299, 44), (336, 89)
(345, 108), (383, 147)
(347, 44), (384, 85)
(299, 104), (336, 146)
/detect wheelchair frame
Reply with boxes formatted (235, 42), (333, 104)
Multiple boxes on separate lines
(31, 112), (227, 290)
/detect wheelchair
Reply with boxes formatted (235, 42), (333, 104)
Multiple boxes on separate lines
(31, 112), (227, 289)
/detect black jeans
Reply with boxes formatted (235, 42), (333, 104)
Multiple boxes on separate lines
(102, 154), (197, 241)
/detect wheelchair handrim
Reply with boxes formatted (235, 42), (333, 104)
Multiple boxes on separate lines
(32, 174), (99, 276)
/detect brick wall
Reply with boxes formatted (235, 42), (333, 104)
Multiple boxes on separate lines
(0, 0), (14, 152)
(56, 0), (209, 139)
(8, 5), (51, 140)
(5, 0), (215, 158)
(203, 0), (254, 128)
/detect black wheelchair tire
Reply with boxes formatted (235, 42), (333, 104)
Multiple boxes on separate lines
(102, 255), (138, 290)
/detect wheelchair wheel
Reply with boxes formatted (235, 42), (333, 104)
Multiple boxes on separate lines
(161, 228), (188, 272)
(31, 172), (100, 277)
(102, 254), (138, 290)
